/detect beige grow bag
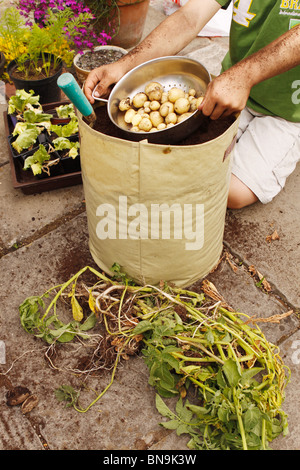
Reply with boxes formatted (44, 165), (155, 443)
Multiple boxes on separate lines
(78, 114), (239, 287)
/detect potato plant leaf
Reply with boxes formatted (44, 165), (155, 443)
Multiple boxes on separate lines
(18, 265), (290, 448)
(71, 296), (83, 322)
(222, 359), (242, 387)
(155, 394), (176, 420)
(80, 313), (97, 331)
(55, 385), (79, 408)
(131, 320), (153, 335)
(19, 289), (96, 344)
(243, 406), (262, 432)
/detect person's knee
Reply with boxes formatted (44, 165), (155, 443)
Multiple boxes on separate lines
(227, 193), (250, 209)
(227, 175), (258, 209)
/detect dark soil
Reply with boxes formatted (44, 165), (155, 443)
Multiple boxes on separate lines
(10, 59), (60, 81)
(92, 105), (236, 146)
(76, 49), (125, 71)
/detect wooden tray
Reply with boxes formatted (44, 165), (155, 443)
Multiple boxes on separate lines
(4, 100), (82, 195)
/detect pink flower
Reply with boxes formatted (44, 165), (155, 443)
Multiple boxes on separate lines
(16, 0), (111, 53)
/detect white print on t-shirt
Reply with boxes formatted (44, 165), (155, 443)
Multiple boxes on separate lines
(291, 80), (300, 104)
(233, 0), (256, 27)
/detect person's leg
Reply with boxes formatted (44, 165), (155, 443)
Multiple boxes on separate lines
(228, 109), (300, 209)
(227, 174), (258, 209)
(227, 107), (258, 209)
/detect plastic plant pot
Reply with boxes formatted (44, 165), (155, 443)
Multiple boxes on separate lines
(7, 54), (63, 104)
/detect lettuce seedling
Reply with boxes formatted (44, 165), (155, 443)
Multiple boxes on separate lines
(8, 89), (41, 115)
(12, 126), (41, 153)
(53, 136), (80, 158)
(23, 144), (51, 175)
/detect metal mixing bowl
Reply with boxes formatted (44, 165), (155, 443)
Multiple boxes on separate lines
(92, 56), (211, 145)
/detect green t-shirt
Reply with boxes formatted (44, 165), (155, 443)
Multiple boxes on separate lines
(215, 0), (300, 122)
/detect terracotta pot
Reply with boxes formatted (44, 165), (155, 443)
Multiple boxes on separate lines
(110, 0), (150, 49)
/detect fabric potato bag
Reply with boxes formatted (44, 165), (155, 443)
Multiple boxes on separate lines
(78, 113), (239, 287)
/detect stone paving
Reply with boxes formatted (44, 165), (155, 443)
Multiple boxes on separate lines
(0, 1), (299, 451)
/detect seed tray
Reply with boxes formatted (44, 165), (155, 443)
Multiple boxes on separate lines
(4, 100), (82, 195)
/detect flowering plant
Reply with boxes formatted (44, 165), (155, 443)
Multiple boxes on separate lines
(17, 0), (112, 52)
(0, 8), (69, 79)
(0, 7), (29, 80)
(0, 4), (112, 81)
(83, 0), (121, 39)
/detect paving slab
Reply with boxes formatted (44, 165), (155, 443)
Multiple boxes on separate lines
(0, 213), (190, 451)
(0, 104), (9, 166)
(268, 330), (300, 450)
(0, 0), (299, 453)
(184, 39), (229, 76)
(191, 255), (300, 346)
(224, 163), (300, 309)
(0, 406), (45, 450)
(0, 210), (299, 450)
(0, 161), (84, 253)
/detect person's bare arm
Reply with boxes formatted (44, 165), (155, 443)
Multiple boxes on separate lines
(84, 0), (221, 103)
(200, 24), (300, 119)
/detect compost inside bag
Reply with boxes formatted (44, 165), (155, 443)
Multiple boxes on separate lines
(77, 109), (239, 287)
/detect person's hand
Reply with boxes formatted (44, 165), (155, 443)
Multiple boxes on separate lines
(84, 63), (124, 104)
(199, 66), (253, 120)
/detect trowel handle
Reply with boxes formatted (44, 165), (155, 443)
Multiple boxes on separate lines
(57, 73), (96, 123)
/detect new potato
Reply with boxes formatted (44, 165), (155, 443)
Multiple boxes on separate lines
(165, 112), (177, 125)
(119, 97), (131, 112)
(174, 97), (190, 115)
(118, 81), (204, 133)
(144, 81), (164, 101)
(197, 96), (204, 107)
(124, 108), (136, 124)
(189, 98), (198, 112)
(177, 112), (193, 123)
(132, 92), (148, 108)
(160, 101), (174, 117)
(168, 87), (185, 103)
(161, 92), (169, 104)
(131, 113), (142, 127)
(149, 111), (164, 128)
(139, 117), (152, 132)
(149, 100), (161, 111)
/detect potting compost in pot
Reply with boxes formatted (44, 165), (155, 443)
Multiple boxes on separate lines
(76, 49), (126, 71)
(78, 105), (239, 287)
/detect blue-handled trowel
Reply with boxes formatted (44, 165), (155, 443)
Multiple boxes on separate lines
(57, 73), (96, 125)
